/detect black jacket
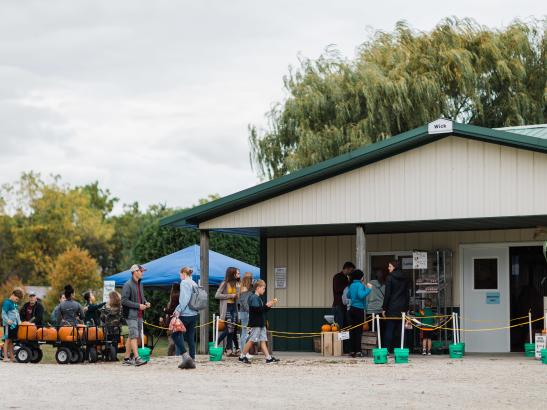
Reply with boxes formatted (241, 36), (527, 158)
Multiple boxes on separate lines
(248, 293), (271, 328)
(382, 269), (409, 315)
(20, 302), (44, 326)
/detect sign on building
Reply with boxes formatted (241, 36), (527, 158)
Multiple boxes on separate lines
(274, 267), (287, 289)
(412, 252), (428, 269)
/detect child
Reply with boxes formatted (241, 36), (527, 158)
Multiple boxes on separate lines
(100, 291), (123, 360)
(2, 288), (24, 362)
(416, 299), (436, 355)
(239, 280), (279, 364)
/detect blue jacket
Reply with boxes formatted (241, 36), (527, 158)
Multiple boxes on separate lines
(348, 280), (371, 310)
(175, 277), (199, 317)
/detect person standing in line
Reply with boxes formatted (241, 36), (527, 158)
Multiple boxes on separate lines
(163, 283), (180, 356)
(238, 274), (254, 350)
(238, 280), (279, 364)
(59, 285), (85, 325)
(121, 264), (150, 366)
(173, 267), (198, 369)
(215, 267), (240, 356)
(50, 293), (66, 326)
(19, 291), (44, 326)
(382, 260), (410, 354)
(348, 270), (372, 357)
(333, 262), (354, 326)
(366, 269), (387, 341)
(100, 291), (123, 359)
(2, 288), (23, 362)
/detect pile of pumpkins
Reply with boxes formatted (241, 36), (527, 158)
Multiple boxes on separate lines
(321, 324), (339, 332)
(16, 322), (105, 343)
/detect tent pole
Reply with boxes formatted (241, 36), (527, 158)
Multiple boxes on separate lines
(199, 229), (210, 354)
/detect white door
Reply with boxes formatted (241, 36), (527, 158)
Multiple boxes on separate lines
(462, 247), (510, 353)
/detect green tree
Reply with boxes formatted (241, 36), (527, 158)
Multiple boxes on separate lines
(249, 18), (546, 179)
(44, 247), (102, 312)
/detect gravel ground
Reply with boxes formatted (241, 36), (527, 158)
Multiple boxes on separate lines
(1, 353), (545, 409)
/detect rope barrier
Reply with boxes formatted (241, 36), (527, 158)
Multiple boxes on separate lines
(144, 320), (214, 331)
(408, 316), (545, 332)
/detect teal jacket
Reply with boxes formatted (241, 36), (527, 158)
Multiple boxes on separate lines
(348, 280), (371, 310)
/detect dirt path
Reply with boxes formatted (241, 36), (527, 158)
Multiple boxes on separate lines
(1, 354), (545, 409)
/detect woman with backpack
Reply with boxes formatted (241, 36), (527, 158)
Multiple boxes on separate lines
(173, 267), (198, 369)
(215, 267), (240, 356)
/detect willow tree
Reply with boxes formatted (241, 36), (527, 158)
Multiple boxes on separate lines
(249, 18), (546, 179)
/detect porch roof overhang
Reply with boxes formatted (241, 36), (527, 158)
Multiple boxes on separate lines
(208, 215), (547, 238)
(161, 121), (547, 230)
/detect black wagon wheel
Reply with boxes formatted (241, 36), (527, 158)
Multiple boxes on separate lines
(30, 348), (43, 364)
(15, 346), (32, 363)
(88, 346), (98, 363)
(69, 348), (81, 364)
(55, 347), (71, 365)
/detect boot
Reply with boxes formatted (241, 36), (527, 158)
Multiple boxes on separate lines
(178, 353), (196, 370)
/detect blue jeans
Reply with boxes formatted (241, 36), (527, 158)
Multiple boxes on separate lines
(171, 315), (197, 359)
(217, 304), (239, 351)
(239, 311), (249, 346)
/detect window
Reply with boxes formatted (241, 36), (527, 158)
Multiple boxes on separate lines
(473, 258), (498, 290)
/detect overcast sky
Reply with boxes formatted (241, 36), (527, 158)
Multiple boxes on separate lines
(0, 1), (543, 212)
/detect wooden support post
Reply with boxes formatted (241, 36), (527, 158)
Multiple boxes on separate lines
(356, 225), (366, 274)
(199, 229), (210, 354)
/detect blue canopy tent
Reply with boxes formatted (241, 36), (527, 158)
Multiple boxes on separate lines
(105, 245), (260, 286)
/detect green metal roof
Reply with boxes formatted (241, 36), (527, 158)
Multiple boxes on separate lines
(161, 121), (547, 228)
(497, 124), (547, 140)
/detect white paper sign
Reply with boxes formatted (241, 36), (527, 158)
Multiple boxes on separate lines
(535, 334), (546, 359)
(337, 331), (350, 341)
(274, 267), (287, 289)
(103, 280), (116, 303)
(428, 118), (453, 134)
(413, 252), (428, 269)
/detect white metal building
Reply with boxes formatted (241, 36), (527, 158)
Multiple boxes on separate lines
(163, 120), (547, 353)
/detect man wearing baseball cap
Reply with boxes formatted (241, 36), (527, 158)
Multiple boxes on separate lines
(121, 264), (150, 366)
(19, 291), (44, 326)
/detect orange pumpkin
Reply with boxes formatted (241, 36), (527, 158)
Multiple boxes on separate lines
(58, 326), (78, 342)
(118, 336), (125, 349)
(331, 324), (339, 332)
(86, 327), (105, 342)
(36, 327), (58, 342)
(137, 334), (148, 346)
(17, 322), (37, 341)
(363, 322), (370, 331)
(321, 324), (331, 332)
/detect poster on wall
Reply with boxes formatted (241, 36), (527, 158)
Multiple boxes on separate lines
(274, 267), (287, 289)
(103, 280), (116, 302)
(412, 252), (428, 269)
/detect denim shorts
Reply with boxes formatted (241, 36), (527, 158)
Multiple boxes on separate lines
(248, 327), (268, 342)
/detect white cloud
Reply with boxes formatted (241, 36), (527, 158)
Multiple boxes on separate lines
(0, 1), (543, 211)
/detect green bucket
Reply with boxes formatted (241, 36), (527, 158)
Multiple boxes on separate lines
(524, 343), (535, 358)
(458, 342), (465, 356)
(138, 347), (151, 362)
(394, 348), (409, 364)
(449, 343), (463, 359)
(372, 348), (388, 364)
(541, 349), (547, 365)
(209, 346), (223, 362)
(431, 340), (444, 354)
(208, 341), (215, 352)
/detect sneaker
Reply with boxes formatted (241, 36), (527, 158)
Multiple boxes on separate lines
(265, 356), (280, 364)
(245, 353), (254, 360)
(350, 352), (356, 358)
(239, 356), (251, 365)
(178, 356), (196, 370)
(427, 351), (432, 356)
(355, 352), (364, 358)
(122, 357), (133, 366)
(133, 356), (147, 366)
(422, 350), (427, 356)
